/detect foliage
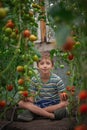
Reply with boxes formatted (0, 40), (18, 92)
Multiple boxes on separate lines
(48, 0), (87, 125)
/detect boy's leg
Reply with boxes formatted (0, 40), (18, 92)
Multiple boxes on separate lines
(18, 100), (54, 119)
(17, 109), (35, 121)
(54, 108), (69, 120)
(43, 101), (68, 113)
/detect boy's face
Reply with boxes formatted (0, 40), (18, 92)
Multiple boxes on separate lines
(37, 58), (53, 74)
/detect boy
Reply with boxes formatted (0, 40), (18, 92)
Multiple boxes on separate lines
(18, 51), (68, 121)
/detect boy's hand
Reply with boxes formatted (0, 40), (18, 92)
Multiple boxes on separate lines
(23, 97), (29, 102)
(60, 92), (68, 101)
(60, 100), (69, 107)
(23, 97), (34, 103)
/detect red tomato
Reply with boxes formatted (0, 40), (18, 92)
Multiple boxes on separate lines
(18, 78), (24, 85)
(68, 54), (74, 60)
(79, 104), (87, 114)
(66, 86), (71, 91)
(78, 90), (87, 100)
(6, 20), (15, 29)
(0, 100), (6, 107)
(23, 29), (31, 37)
(21, 91), (28, 97)
(74, 124), (87, 130)
(71, 86), (75, 92)
(6, 84), (14, 91)
(63, 37), (75, 52)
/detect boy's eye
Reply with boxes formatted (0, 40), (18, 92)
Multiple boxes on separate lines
(46, 62), (50, 65)
(40, 62), (44, 65)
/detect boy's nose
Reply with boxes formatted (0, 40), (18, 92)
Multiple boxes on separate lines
(43, 64), (47, 67)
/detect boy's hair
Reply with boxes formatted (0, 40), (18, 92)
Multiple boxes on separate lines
(37, 51), (54, 66)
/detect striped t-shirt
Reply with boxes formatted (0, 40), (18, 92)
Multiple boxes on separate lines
(29, 73), (65, 108)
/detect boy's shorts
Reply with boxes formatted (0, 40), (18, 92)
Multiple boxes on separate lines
(35, 99), (60, 108)
(54, 108), (69, 120)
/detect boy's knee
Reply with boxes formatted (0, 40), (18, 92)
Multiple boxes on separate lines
(18, 100), (33, 108)
(54, 108), (69, 120)
(18, 100), (26, 108)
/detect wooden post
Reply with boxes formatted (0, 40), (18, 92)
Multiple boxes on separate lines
(39, 0), (46, 43)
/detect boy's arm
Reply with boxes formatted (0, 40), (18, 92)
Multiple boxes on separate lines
(56, 76), (68, 101)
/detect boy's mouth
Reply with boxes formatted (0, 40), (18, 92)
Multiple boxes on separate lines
(41, 69), (48, 73)
(42, 69), (48, 71)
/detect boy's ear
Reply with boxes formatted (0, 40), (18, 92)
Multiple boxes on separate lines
(52, 62), (54, 67)
(51, 65), (54, 69)
(52, 66), (54, 69)
(37, 64), (39, 69)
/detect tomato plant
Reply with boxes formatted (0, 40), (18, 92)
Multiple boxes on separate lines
(0, 0), (45, 120)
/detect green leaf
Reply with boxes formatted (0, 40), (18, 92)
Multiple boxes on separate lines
(55, 24), (71, 46)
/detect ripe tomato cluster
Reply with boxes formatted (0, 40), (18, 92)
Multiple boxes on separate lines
(2, 19), (19, 44)
(66, 86), (75, 95)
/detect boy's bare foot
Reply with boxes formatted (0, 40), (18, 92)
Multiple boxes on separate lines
(49, 113), (55, 119)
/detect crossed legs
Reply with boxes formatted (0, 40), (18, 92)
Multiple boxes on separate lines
(18, 100), (68, 119)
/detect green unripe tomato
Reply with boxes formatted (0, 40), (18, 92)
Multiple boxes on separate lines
(33, 55), (39, 62)
(10, 32), (16, 39)
(60, 64), (64, 68)
(3, 36), (9, 42)
(5, 27), (12, 36)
